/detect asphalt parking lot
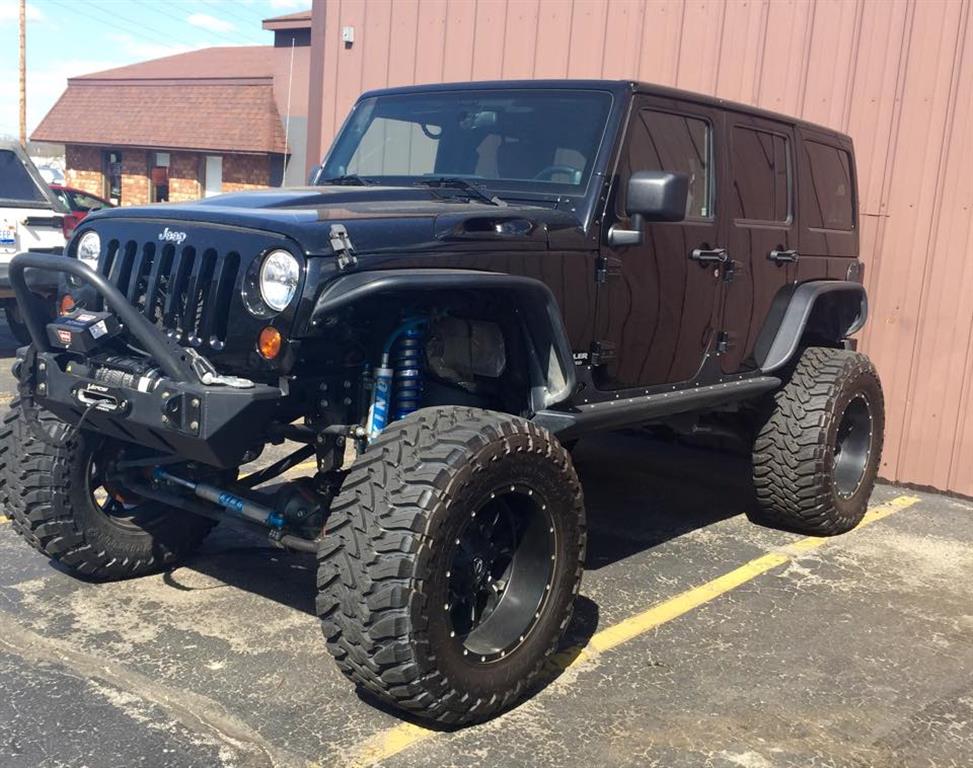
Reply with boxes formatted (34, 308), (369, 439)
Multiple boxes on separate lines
(0, 317), (971, 768)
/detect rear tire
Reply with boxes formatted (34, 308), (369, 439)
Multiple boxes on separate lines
(7, 403), (216, 580)
(749, 347), (884, 535)
(316, 406), (586, 725)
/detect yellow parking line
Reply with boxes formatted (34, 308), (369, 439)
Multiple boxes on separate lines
(0, 517), (9, 525)
(351, 723), (436, 768)
(283, 459), (318, 476)
(344, 494), (921, 767)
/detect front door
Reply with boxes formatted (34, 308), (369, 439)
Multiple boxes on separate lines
(593, 97), (726, 390)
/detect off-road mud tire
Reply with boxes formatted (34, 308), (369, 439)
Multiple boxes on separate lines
(750, 347), (884, 535)
(0, 399), (18, 515)
(6, 402), (215, 580)
(316, 406), (586, 725)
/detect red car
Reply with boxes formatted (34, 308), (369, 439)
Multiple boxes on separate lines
(48, 184), (113, 237)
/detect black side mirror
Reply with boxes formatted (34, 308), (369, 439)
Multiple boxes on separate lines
(307, 164), (322, 185)
(608, 171), (690, 246)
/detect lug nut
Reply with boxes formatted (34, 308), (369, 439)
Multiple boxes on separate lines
(189, 420), (199, 431)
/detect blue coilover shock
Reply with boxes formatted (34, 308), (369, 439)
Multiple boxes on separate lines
(392, 325), (424, 421)
(365, 317), (426, 439)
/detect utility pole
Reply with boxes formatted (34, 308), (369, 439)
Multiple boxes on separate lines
(18, 0), (26, 146)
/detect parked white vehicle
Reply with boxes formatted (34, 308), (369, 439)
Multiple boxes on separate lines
(0, 143), (68, 342)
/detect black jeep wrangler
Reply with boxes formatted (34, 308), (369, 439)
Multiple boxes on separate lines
(1, 81), (883, 725)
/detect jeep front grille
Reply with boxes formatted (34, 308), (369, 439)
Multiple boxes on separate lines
(98, 239), (241, 349)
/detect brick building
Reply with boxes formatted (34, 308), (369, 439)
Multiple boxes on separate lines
(32, 10), (311, 205)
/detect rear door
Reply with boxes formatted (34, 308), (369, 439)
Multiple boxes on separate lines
(0, 146), (66, 260)
(720, 114), (798, 374)
(593, 96), (725, 390)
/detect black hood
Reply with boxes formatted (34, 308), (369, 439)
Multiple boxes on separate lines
(86, 186), (591, 255)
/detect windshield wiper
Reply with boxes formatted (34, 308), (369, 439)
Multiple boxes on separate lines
(414, 177), (506, 207)
(319, 174), (377, 186)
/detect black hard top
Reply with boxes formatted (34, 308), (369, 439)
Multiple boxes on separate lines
(360, 79), (851, 144)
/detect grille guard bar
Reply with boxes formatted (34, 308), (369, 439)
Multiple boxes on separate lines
(10, 252), (196, 382)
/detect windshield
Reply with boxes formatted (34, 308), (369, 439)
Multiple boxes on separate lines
(322, 89), (614, 196)
(0, 149), (48, 205)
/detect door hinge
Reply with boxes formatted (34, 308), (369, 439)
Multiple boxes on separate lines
(595, 255), (608, 284)
(329, 224), (357, 271)
(722, 258), (736, 283)
(595, 254), (621, 284)
(590, 340), (616, 366)
(716, 331), (731, 354)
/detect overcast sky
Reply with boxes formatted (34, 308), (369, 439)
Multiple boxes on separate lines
(0, 0), (308, 140)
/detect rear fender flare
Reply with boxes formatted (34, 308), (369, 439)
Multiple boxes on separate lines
(757, 280), (868, 373)
(306, 269), (576, 410)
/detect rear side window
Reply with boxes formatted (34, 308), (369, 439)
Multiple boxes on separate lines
(0, 150), (47, 204)
(803, 141), (854, 230)
(619, 109), (713, 219)
(731, 127), (790, 223)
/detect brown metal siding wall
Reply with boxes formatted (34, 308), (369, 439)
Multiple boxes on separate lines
(309, 0), (973, 496)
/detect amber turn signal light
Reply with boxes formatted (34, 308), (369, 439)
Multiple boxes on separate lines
(258, 326), (282, 360)
(59, 294), (76, 315)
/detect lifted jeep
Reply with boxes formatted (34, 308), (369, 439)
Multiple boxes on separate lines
(0, 80), (883, 725)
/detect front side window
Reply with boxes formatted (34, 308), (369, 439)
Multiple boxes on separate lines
(804, 141), (854, 230)
(731, 127), (790, 223)
(323, 89), (614, 195)
(0, 150), (47, 204)
(618, 109), (713, 219)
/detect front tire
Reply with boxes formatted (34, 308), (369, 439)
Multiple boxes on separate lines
(316, 406), (586, 725)
(750, 347), (885, 535)
(4, 305), (31, 346)
(7, 403), (216, 580)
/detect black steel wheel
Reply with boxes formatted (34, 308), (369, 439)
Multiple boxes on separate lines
(317, 406), (586, 725)
(6, 403), (216, 580)
(446, 483), (556, 663)
(750, 347), (885, 535)
(832, 393), (874, 499)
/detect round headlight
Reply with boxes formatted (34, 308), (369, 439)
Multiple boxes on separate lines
(76, 230), (100, 269)
(259, 250), (300, 312)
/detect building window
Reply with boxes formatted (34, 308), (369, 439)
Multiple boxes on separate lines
(151, 152), (170, 203)
(731, 127), (791, 223)
(104, 150), (122, 205)
(204, 155), (223, 198)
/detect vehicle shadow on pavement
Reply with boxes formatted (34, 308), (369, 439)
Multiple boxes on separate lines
(572, 430), (756, 571)
(151, 428), (750, 727)
(172, 430), (753, 618)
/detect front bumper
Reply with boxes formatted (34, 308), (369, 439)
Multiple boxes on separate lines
(18, 348), (280, 467)
(10, 252), (283, 468)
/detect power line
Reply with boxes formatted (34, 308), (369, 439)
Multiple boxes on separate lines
(42, 0), (197, 56)
(199, 0), (270, 34)
(131, 0), (266, 47)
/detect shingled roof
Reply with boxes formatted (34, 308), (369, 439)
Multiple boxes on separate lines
(31, 47), (288, 155)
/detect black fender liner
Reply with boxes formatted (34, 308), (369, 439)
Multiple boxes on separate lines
(307, 269), (576, 410)
(756, 280), (868, 374)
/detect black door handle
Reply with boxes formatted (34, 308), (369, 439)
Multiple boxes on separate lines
(690, 247), (728, 265)
(768, 248), (799, 264)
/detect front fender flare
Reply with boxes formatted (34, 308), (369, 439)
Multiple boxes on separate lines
(306, 269), (576, 410)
